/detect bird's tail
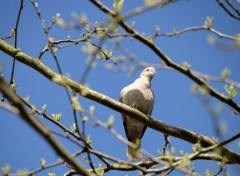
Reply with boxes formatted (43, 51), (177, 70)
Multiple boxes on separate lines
(127, 138), (141, 160)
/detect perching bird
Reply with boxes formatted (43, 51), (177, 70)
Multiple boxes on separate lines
(119, 67), (156, 160)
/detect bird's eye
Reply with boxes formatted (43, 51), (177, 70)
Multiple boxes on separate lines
(146, 69), (149, 71)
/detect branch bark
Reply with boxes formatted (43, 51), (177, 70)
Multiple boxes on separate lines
(0, 76), (90, 176)
(0, 39), (240, 164)
(89, 0), (240, 114)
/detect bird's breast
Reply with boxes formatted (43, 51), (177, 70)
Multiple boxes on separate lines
(122, 87), (153, 114)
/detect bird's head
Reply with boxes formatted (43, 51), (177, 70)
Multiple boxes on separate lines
(140, 67), (156, 80)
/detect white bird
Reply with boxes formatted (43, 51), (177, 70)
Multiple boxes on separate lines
(119, 67), (156, 160)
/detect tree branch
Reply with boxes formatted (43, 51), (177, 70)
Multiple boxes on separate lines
(216, 0), (240, 20)
(0, 76), (90, 176)
(89, 0), (240, 115)
(10, 0), (24, 85)
(0, 39), (239, 164)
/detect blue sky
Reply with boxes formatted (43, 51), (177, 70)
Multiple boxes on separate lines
(0, 0), (240, 175)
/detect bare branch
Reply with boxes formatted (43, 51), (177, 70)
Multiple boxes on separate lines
(9, 0), (24, 85)
(216, 0), (240, 20)
(0, 39), (239, 164)
(0, 76), (90, 176)
(123, 0), (174, 20)
(89, 0), (240, 114)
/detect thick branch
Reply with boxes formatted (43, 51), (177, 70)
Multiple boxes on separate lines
(0, 76), (90, 176)
(0, 39), (239, 164)
(89, 0), (240, 114)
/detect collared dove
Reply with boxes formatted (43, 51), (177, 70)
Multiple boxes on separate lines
(119, 67), (156, 160)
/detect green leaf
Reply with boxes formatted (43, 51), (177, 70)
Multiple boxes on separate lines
(130, 21), (135, 28)
(106, 115), (114, 128)
(155, 25), (160, 35)
(1, 164), (10, 175)
(89, 105), (95, 116)
(190, 84), (199, 94)
(48, 173), (56, 176)
(71, 96), (83, 112)
(52, 113), (62, 122)
(224, 83), (238, 99)
(86, 135), (92, 144)
(182, 61), (191, 69)
(192, 140), (201, 152)
(82, 116), (89, 122)
(34, 2), (38, 8)
(221, 68), (231, 80)
(169, 147), (175, 155)
(71, 123), (77, 132)
(109, 49), (113, 57)
(10, 29), (15, 38)
(205, 169), (211, 176)
(40, 158), (46, 166)
(56, 18), (65, 28)
(235, 33), (240, 46)
(96, 164), (104, 176)
(179, 154), (191, 168)
(17, 169), (28, 176)
(24, 95), (30, 102)
(48, 37), (55, 43)
(56, 13), (61, 18)
(179, 150), (184, 156)
(85, 24), (90, 33)
(42, 104), (47, 113)
(113, 0), (124, 15)
(204, 16), (214, 28)
(144, 0), (154, 5)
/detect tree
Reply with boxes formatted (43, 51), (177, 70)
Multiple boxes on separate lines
(0, 0), (240, 175)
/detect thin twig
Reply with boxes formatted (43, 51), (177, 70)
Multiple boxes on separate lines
(123, 0), (174, 20)
(89, 0), (240, 114)
(154, 26), (237, 41)
(9, 0), (24, 85)
(1, 38), (240, 163)
(0, 76), (90, 176)
(226, 0), (240, 16)
(216, 0), (240, 20)
(148, 133), (240, 173)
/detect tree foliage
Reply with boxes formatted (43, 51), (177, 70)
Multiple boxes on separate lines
(0, 0), (240, 175)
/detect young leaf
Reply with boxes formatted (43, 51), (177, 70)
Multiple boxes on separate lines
(52, 113), (62, 122)
(89, 105), (95, 116)
(224, 83), (238, 99)
(221, 68), (231, 80)
(113, 0), (124, 15)
(1, 164), (10, 175)
(71, 123), (77, 132)
(155, 25), (160, 35)
(204, 16), (214, 28)
(42, 104), (47, 113)
(40, 158), (46, 166)
(10, 29), (15, 38)
(82, 116), (89, 122)
(24, 95), (30, 102)
(71, 96), (83, 112)
(86, 135), (92, 144)
(85, 24), (90, 33)
(106, 115), (114, 128)
(182, 61), (191, 69)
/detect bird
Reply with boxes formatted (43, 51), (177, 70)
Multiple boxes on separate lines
(119, 67), (156, 160)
